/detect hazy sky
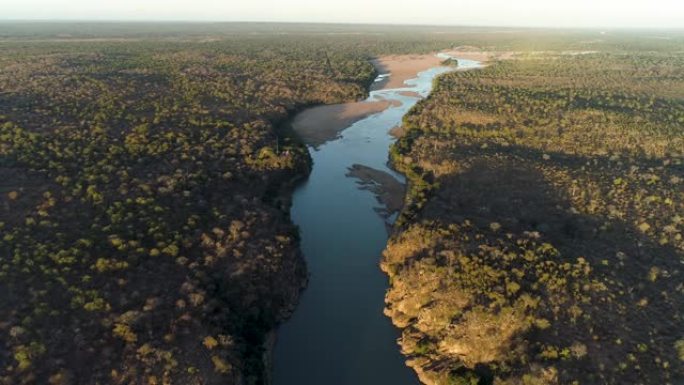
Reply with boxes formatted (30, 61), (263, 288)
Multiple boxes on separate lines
(1, 0), (682, 28)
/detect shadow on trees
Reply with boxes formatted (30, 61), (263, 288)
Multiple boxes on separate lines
(417, 144), (683, 384)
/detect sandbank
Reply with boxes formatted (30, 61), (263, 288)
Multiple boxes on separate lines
(292, 100), (392, 147)
(346, 164), (405, 219)
(371, 54), (444, 90)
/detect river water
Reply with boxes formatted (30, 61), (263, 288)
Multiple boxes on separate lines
(273, 58), (483, 385)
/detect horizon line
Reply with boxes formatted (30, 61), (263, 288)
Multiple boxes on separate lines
(1, 19), (683, 31)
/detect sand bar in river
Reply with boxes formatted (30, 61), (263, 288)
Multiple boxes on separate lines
(292, 100), (398, 147)
(346, 164), (405, 220)
(371, 54), (445, 90)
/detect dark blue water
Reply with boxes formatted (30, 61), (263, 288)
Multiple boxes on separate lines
(273, 58), (482, 385)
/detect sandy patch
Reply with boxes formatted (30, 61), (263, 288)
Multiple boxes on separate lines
(374, 96), (404, 107)
(371, 54), (444, 90)
(443, 46), (517, 63)
(398, 91), (422, 98)
(346, 164), (405, 220)
(292, 100), (392, 147)
(389, 125), (406, 138)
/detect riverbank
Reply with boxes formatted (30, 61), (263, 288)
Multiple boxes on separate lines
(346, 164), (406, 220)
(371, 54), (445, 90)
(291, 99), (400, 147)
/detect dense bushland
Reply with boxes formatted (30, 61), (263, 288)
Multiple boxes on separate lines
(0, 30), (381, 385)
(385, 47), (684, 385)
(2, 23), (683, 385)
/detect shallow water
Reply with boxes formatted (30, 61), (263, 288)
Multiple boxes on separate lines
(273, 58), (482, 385)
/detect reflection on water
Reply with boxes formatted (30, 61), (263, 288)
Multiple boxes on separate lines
(273, 58), (482, 385)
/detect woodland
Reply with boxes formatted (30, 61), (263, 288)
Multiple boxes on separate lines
(0, 22), (682, 385)
(386, 43), (684, 385)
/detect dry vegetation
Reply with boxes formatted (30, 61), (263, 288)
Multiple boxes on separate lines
(2, 23), (683, 385)
(0, 28), (379, 385)
(385, 45), (684, 384)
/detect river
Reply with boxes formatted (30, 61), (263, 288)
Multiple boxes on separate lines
(273, 57), (483, 385)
